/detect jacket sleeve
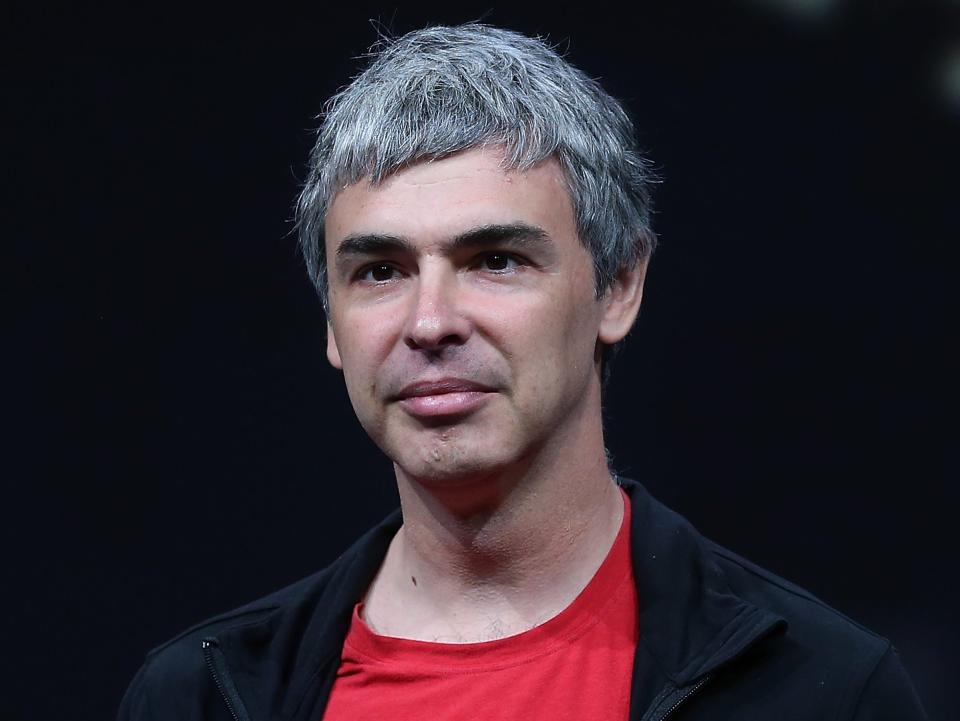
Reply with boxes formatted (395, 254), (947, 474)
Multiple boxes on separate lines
(850, 644), (927, 721)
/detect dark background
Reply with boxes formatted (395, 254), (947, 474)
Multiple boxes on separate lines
(7, 1), (956, 719)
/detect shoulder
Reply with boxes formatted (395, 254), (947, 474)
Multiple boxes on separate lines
(705, 538), (888, 658)
(624, 477), (892, 663)
(117, 510), (401, 720)
(619, 478), (926, 719)
(116, 567), (333, 720)
(702, 537), (927, 720)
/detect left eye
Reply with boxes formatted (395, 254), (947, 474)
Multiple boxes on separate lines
(479, 253), (519, 272)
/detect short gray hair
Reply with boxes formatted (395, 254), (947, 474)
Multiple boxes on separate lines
(295, 23), (657, 311)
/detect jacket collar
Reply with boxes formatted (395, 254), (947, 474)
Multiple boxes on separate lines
(215, 479), (787, 720)
(620, 478), (787, 686)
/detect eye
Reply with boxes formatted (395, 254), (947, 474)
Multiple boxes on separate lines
(356, 263), (400, 283)
(478, 253), (521, 272)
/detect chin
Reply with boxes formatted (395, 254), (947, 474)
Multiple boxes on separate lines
(393, 441), (517, 489)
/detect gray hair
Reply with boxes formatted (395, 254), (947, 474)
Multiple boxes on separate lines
(295, 23), (657, 311)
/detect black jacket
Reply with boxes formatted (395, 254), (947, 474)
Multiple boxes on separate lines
(118, 479), (927, 720)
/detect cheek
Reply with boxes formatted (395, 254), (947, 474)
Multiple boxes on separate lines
(334, 311), (401, 388)
(504, 293), (601, 382)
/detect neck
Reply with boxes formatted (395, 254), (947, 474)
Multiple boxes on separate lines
(361, 390), (624, 642)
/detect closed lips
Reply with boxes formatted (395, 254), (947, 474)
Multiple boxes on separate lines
(395, 379), (494, 399)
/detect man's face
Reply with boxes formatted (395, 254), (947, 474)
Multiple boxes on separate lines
(324, 147), (637, 485)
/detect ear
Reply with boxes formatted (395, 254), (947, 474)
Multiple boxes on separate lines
(598, 259), (648, 345)
(326, 322), (343, 369)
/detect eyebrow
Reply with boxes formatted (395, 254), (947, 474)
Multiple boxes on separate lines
(450, 222), (551, 251)
(334, 222), (551, 261)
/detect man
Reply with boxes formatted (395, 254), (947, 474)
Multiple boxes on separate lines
(118, 23), (927, 721)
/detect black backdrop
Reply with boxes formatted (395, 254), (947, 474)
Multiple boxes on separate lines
(8, 2), (956, 719)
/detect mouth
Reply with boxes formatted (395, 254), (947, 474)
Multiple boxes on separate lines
(393, 378), (495, 418)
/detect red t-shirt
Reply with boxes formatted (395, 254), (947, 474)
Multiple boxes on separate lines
(322, 490), (638, 721)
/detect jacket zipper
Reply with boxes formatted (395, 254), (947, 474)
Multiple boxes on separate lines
(202, 637), (252, 721)
(645, 675), (711, 721)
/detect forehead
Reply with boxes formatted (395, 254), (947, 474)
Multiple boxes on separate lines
(324, 147), (577, 251)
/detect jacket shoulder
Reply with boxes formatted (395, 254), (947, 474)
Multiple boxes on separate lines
(117, 566), (335, 720)
(703, 540), (927, 720)
(149, 564), (335, 657)
(117, 510), (402, 720)
(706, 539), (886, 652)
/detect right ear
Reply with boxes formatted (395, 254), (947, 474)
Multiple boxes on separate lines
(326, 322), (343, 369)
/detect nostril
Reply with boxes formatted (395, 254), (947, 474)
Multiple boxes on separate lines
(435, 333), (464, 348)
(405, 330), (466, 352)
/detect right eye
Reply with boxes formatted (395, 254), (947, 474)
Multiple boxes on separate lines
(357, 263), (399, 283)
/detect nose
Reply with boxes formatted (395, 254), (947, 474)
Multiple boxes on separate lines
(403, 265), (472, 353)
